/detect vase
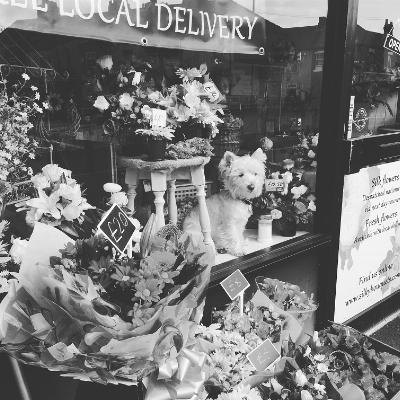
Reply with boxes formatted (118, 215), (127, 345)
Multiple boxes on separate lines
(148, 138), (167, 161)
(273, 217), (297, 237)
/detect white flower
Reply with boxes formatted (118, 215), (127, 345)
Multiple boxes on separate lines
(61, 203), (82, 221)
(310, 160), (317, 168)
(308, 200), (316, 212)
(119, 93), (134, 111)
(295, 370), (308, 386)
(22, 73), (30, 81)
(148, 91), (162, 103)
(271, 209), (282, 220)
(9, 238), (29, 265)
(31, 173), (50, 190)
(270, 172), (280, 180)
(103, 183), (122, 193)
(307, 150), (316, 159)
(109, 191), (128, 207)
(58, 183), (83, 203)
(283, 159), (295, 170)
(282, 171), (293, 184)
(42, 102), (49, 110)
(31, 85), (38, 91)
(314, 354), (325, 362)
(314, 383), (326, 394)
(317, 363), (329, 373)
(26, 190), (61, 221)
(301, 390), (313, 400)
(35, 92), (40, 101)
(42, 164), (65, 182)
(291, 185), (308, 199)
(141, 105), (153, 120)
(94, 95), (110, 112)
(311, 134), (319, 146)
(96, 55), (113, 71)
(0, 276), (11, 294)
(301, 138), (309, 149)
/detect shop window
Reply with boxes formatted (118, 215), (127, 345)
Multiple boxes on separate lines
(0, 0), (327, 264)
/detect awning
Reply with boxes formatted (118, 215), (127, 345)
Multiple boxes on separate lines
(0, 0), (266, 54)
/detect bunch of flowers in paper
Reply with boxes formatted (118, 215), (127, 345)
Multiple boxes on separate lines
(0, 74), (42, 184)
(291, 131), (319, 169)
(0, 222), (212, 392)
(253, 160), (316, 228)
(251, 324), (400, 400)
(23, 164), (94, 227)
(195, 294), (288, 399)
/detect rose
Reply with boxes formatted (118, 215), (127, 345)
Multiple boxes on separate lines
(283, 159), (295, 170)
(94, 96), (110, 112)
(261, 137), (273, 151)
(311, 134), (319, 146)
(307, 150), (316, 159)
(271, 209), (283, 220)
(42, 164), (65, 182)
(109, 191), (128, 206)
(119, 93), (134, 111)
(310, 161), (317, 168)
(31, 173), (50, 190)
(61, 203), (82, 221)
(282, 171), (293, 184)
(291, 185), (308, 199)
(308, 200), (316, 212)
(96, 55), (113, 71)
(9, 238), (29, 264)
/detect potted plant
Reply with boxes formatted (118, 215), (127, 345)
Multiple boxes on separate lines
(135, 125), (175, 161)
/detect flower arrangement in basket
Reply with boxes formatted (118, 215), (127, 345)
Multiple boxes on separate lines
(252, 159), (316, 236)
(0, 73), (42, 185)
(0, 218), (213, 397)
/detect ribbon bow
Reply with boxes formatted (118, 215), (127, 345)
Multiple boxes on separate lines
(144, 347), (206, 400)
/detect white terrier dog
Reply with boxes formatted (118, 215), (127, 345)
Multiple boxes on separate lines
(183, 149), (266, 256)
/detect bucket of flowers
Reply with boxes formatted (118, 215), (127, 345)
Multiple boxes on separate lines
(0, 216), (213, 399)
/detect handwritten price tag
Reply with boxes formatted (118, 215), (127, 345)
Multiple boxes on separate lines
(265, 179), (284, 192)
(98, 204), (138, 254)
(246, 338), (281, 371)
(151, 108), (167, 128)
(220, 269), (250, 300)
(204, 81), (221, 103)
(132, 71), (142, 85)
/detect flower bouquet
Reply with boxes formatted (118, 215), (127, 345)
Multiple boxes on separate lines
(0, 220), (213, 398)
(254, 277), (318, 324)
(19, 164), (98, 238)
(291, 132), (319, 170)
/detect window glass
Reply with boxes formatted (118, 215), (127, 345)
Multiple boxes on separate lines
(0, 0), (327, 261)
(347, 0), (400, 139)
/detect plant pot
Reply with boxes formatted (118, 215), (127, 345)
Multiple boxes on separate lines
(273, 217), (297, 237)
(148, 138), (167, 161)
(120, 135), (147, 157)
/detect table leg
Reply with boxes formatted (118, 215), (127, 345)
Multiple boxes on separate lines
(125, 168), (138, 214)
(151, 172), (167, 232)
(190, 166), (213, 246)
(167, 180), (178, 225)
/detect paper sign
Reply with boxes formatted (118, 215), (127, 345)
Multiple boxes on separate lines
(384, 34), (400, 56)
(265, 179), (284, 192)
(246, 338), (281, 371)
(204, 81), (221, 103)
(151, 108), (167, 128)
(220, 269), (250, 300)
(132, 71), (142, 85)
(98, 204), (137, 254)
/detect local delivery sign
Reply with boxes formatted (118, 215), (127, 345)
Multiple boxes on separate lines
(384, 34), (400, 56)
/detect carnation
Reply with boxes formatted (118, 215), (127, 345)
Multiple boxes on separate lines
(119, 93), (134, 111)
(94, 95), (110, 112)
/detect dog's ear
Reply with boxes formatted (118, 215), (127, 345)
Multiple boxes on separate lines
(219, 151), (237, 175)
(251, 148), (267, 164)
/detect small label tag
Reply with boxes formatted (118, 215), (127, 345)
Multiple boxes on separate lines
(220, 269), (250, 300)
(151, 108), (167, 128)
(47, 342), (74, 362)
(132, 71), (142, 85)
(143, 180), (152, 192)
(246, 338), (281, 371)
(204, 81), (221, 103)
(265, 179), (284, 192)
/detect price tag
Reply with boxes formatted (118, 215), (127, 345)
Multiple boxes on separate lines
(132, 72), (142, 85)
(220, 269), (250, 300)
(151, 108), (167, 128)
(246, 338), (281, 371)
(98, 204), (138, 254)
(265, 179), (284, 192)
(204, 81), (221, 103)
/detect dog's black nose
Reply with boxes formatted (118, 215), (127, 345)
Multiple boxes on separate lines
(247, 184), (255, 191)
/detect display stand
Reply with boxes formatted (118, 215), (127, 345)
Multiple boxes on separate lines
(118, 156), (213, 246)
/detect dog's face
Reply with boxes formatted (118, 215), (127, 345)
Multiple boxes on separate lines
(219, 149), (266, 200)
